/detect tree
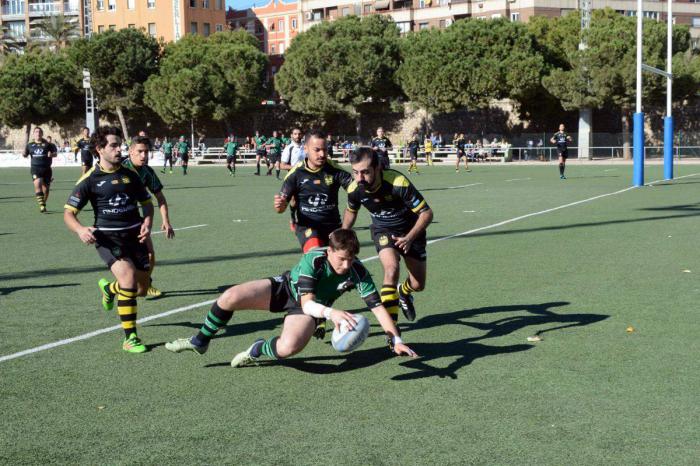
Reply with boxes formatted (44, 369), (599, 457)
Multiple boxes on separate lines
(144, 31), (267, 129)
(398, 19), (545, 114)
(69, 28), (161, 139)
(275, 15), (402, 133)
(33, 14), (79, 50)
(0, 24), (24, 55)
(0, 49), (81, 144)
(532, 8), (700, 155)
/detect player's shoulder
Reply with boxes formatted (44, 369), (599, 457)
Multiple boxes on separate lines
(347, 180), (360, 194)
(326, 159), (347, 172)
(302, 248), (327, 269)
(75, 166), (96, 185)
(285, 161), (305, 179)
(383, 169), (410, 188)
(350, 259), (369, 278)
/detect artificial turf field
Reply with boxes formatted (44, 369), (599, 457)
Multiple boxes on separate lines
(1, 162), (699, 465)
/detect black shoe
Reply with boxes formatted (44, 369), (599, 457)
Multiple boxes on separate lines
(398, 288), (416, 322)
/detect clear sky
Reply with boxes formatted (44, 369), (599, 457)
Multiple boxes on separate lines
(226, 0), (263, 10)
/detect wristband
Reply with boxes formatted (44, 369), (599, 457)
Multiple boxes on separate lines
(392, 335), (403, 346)
(322, 308), (332, 320)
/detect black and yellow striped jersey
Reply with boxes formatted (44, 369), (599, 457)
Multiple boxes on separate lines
(347, 169), (429, 232)
(64, 164), (152, 231)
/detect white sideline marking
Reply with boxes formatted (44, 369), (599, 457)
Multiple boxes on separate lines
(603, 169), (617, 172)
(463, 210), (477, 213)
(152, 224), (208, 235)
(442, 183), (482, 190)
(505, 178), (532, 182)
(1, 173), (697, 364)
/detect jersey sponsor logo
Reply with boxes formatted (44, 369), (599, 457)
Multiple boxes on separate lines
(97, 181), (107, 187)
(308, 193), (328, 207)
(108, 193), (130, 207)
(111, 179), (120, 185)
(313, 179), (321, 185)
(378, 234), (389, 246)
(324, 175), (334, 186)
(300, 179), (310, 185)
(411, 197), (421, 208)
(69, 195), (81, 204)
(272, 275), (285, 283)
(336, 280), (355, 292)
(121, 176), (131, 184)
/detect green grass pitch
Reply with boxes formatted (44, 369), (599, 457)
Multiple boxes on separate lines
(1, 163), (698, 464)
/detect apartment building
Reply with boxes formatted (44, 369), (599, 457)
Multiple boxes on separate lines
(91, 0), (227, 42)
(0, 0), (83, 49)
(299, 1), (700, 38)
(227, 0), (300, 75)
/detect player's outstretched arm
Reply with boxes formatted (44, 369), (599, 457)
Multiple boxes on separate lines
(370, 304), (418, 358)
(342, 208), (358, 229)
(300, 294), (357, 330)
(154, 191), (174, 239)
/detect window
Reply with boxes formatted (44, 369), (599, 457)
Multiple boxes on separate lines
(109, 24), (116, 30)
(291, 18), (297, 29)
(510, 12), (520, 22)
(270, 43), (275, 54)
(203, 22), (210, 36)
(271, 66), (277, 75)
(148, 23), (156, 37)
(311, 9), (322, 21)
(6, 21), (25, 38)
(3, 0), (24, 15)
(189, 0), (195, 7)
(279, 42), (284, 54)
(342, 7), (349, 16)
(202, 0), (208, 8)
(643, 11), (659, 20)
(439, 19), (446, 28)
(269, 21), (275, 31)
(96, 0), (104, 10)
(190, 21), (198, 34)
(98, 25), (104, 33)
(278, 19), (284, 31)
(108, 0), (115, 10)
(363, 5), (371, 14)
(693, 17), (700, 27)
(396, 21), (411, 34)
(147, 0), (155, 8)
(419, 0), (425, 7)
(127, 0), (134, 9)
(128, 23), (135, 28)
(491, 13), (502, 19)
(215, 23), (223, 32)
(216, 0), (222, 8)
(419, 22), (429, 30)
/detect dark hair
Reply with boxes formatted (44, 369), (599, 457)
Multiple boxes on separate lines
(328, 229), (360, 255)
(349, 146), (378, 168)
(82, 126), (90, 132)
(306, 128), (326, 141)
(132, 136), (151, 149)
(91, 126), (123, 152)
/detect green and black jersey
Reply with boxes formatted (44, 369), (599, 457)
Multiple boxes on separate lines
(280, 160), (352, 228)
(162, 141), (173, 156)
(347, 169), (430, 232)
(371, 137), (392, 154)
(255, 135), (267, 152)
(267, 137), (282, 156)
(122, 159), (164, 195)
(64, 164), (152, 231)
(177, 141), (189, 157)
(288, 249), (381, 309)
(224, 141), (239, 157)
(24, 140), (55, 168)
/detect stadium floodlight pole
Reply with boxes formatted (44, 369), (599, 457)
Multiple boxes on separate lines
(633, 0), (644, 187)
(664, 0), (674, 180)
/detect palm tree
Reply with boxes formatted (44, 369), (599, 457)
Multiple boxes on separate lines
(0, 24), (24, 55)
(32, 14), (79, 50)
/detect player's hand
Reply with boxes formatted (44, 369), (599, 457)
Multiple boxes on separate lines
(329, 310), (357, 331)
(138, 223), (151, 243)
(392, 234), (413, 254)
(273, 194), (288, 213)
(78, 226), (97, 244)
(393, 342), (418, 358)
(162, 223), (175, 239)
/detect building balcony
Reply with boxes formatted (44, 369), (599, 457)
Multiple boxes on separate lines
(1, 6), (25, 18)
(28, 2), (60, 16)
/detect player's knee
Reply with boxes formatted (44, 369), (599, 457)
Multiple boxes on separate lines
(219, 286), (242, 309)
(412, 280), (426, 292)
(383, 266), (400, 284)
(274, 338), (303, 358)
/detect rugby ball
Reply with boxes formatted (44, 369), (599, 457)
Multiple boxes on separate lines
(331, 314), (370, 353)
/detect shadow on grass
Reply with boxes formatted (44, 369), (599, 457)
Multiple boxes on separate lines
(146, 315), (282, 338)
(201, 301), (608, 380)
(0, 282), (80, 296)
(145, 285), (232, 300)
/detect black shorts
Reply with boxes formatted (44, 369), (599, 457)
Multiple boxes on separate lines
(378, 154), (391, 169)
(294, 224), (339, 252)
(558, 148), (568, 159)
(409, 151), (418, 161)
(94, 228), (150, 271)
(180, 155), (189, 163)
(256, 149), (267, 157)
(457, 150), (467, 159)
(81, 152), (94, 168)
(30, 166), (52, 185)
(164, 153), (173, 160)
(226, 155), (237, 163)
(371, 226), (427, 261)
(267, 273), (322, 324)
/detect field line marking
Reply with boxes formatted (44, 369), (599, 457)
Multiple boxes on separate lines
(151, 224), (208, 235)
(442, 183), (482, 190)
(1, 173), (696, 364)
(505, 178), (532, 182)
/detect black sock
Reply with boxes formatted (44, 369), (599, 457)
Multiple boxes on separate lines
(249, 339), (266, 358)
(559, 163), (565, 176)
(256, 161), (260, 174)
(192, 301), (234, 346)
(276, 169), (280, 178)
